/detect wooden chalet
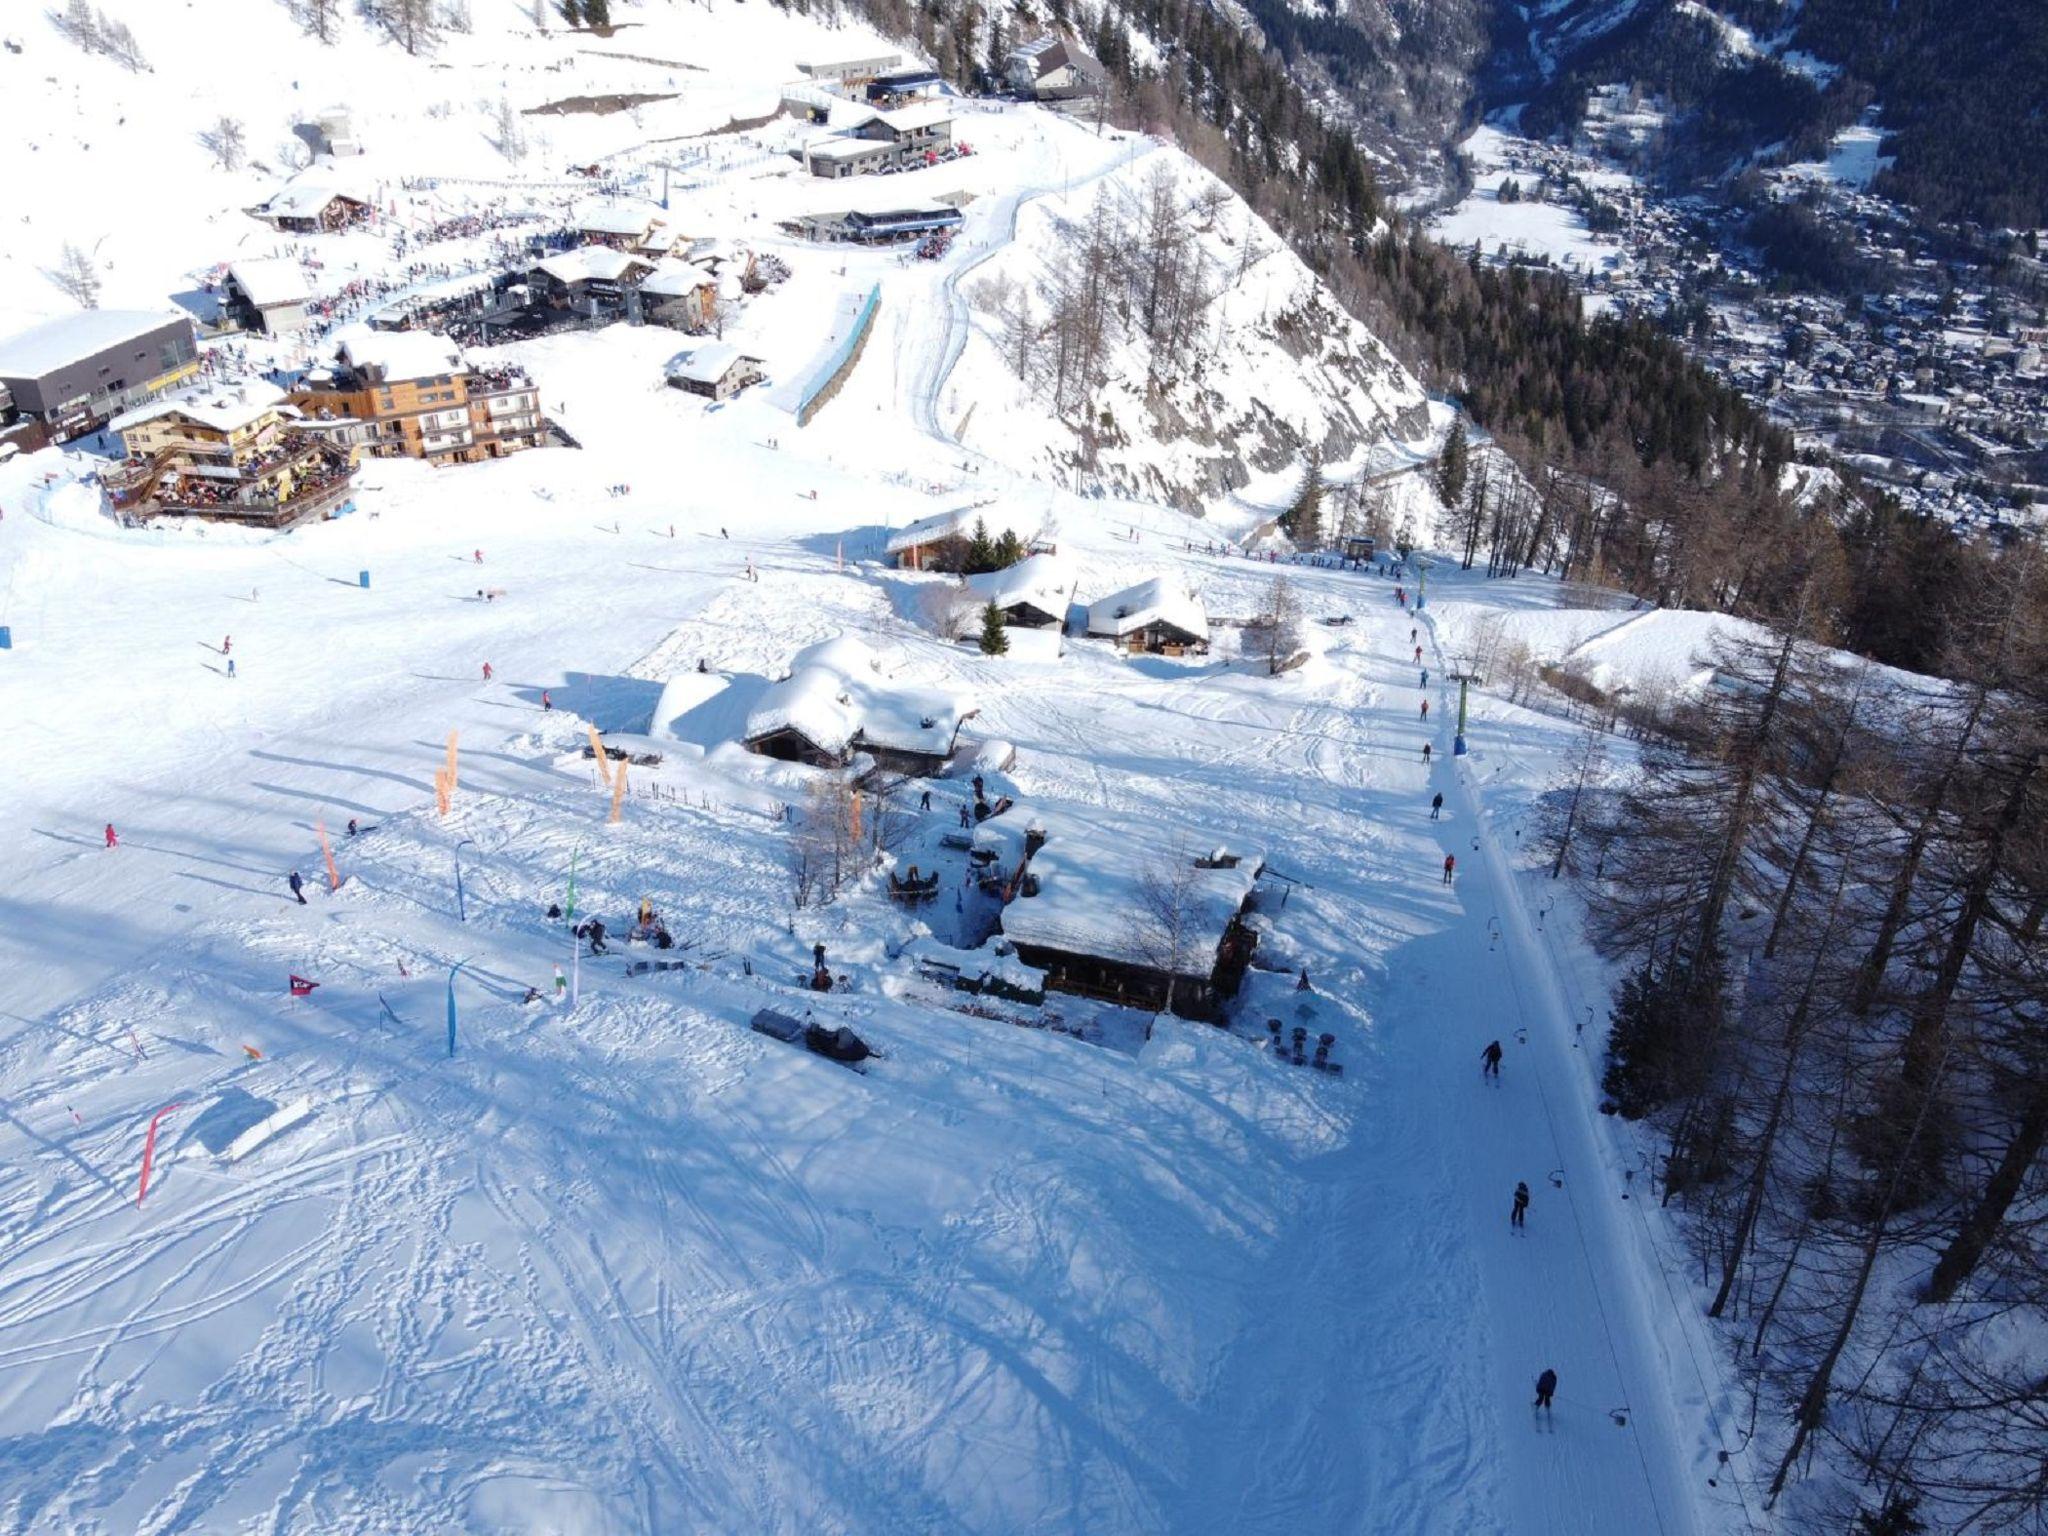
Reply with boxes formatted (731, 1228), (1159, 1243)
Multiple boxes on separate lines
(966, 552), (1071, 629)
(1085, 578), (1210, 655)
(999, 817), (1264, 1021)
(741, 636), (975, 777)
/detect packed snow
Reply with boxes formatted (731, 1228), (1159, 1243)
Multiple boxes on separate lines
(0, 3), (1785, 1532)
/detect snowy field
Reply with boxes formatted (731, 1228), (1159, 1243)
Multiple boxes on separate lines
(1429, 126), (1630, 277)
(0, 3), (1775, 1532)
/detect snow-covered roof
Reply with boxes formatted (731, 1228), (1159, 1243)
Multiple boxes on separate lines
(333, 328), (466, 384)
(639, 260), (717, 298)
(744, 635), (973, 759)
(874, 102), (953, 134)
(665, 343), (757, 386)
(885, 502), (1048, 555)
(682, 238), (749, 269)
(1001, 808), (1262, 970)
(967, 552), (1072, 618)
(533, 246), (652, 285)
(110, 378), (291, 436)
(651, 670), (765, 748)
(260, 167), (370, 218)
(807, 135), (896, 162)
(0, 310), (192, 380)
(1085, 578), (1208, 640)
(1009, 35), (1071, 76)
(573, 202), (660, 236)
(227, 258), (310, 309)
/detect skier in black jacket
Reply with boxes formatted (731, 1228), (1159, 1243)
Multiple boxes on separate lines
(1511, 1181), (1529, 1229)
(1534, 1368), (1557, 1411)
(288, 870), (306, 905)
(1481, 1039), (1503, 1078)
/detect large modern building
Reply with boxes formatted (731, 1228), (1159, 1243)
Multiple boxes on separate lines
(291, 329), (546, 464)
(0, 310), (200, 442)
(103, 379), (358, 528)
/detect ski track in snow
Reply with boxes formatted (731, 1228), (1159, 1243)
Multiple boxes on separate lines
(0, 7), (1751, 1522)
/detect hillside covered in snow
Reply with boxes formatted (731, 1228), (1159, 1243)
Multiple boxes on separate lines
(3, 3), (2040, 1535)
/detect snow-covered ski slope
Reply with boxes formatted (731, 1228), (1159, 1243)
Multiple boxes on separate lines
(1, 3), (1768, 1532)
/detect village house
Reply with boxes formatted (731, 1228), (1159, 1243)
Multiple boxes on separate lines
(250, 168), (373, 233)
(867, 68), (943, 104)
(886, 503), (1053, 571)
(966, 551), (1072, 628)
(742, 636), (975, 777)
(1005, 36), (1091, 99)
(572, 202), (668, 253)
(291, 330), (545, 464)
(804, 103), (955, 178)
(1085, 578), (1210, 654)
(999, 814), (1264, 1021)
(638, 261), (719, 331)
(528, 246), (656, 316)
(665, 343), (764, 401)
(795, 51), (901, 85)
(223, 259), (312, 336)
(804, 135), (898, 179)
(680, 238), (758, 289)
(0, 309), (200, 444)
(857, 102), (954, 159)
(103, 378), (358, 527)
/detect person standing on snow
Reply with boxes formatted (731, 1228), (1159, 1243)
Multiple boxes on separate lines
(227, 658), (237, 679)
(1422, 742), (1433, 765)
(473, 549), (484, 564)
(1481, 1039), (1503, 1078)
(1534, 1368), (1557, 1412)
(481, 662), (493, 682)
(1431, 792), (1444, 820)
(1414, 644), (1424, 664)
(542, 690), (552, 711)
(104, 823), (118, 849)
(288, 870), (307, 905)
(1421, 698), (1429, 719)
(1443, 853), (1456, 884)
(1511, 1181), (1530, 1229)
(222, 635), (232, 655)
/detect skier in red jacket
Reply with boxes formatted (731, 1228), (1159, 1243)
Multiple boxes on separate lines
(104, 823), (118, 849)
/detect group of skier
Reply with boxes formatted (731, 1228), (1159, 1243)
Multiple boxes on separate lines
(1400, 603), (1561, 1428)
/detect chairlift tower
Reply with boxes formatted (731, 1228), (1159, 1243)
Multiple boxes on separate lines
(1449, 670), (1480, 757)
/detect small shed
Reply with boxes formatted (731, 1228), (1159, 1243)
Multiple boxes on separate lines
(1085, 578), (1210, 655)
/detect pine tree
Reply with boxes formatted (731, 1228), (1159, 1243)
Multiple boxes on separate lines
(582, 0), (610, 25)
(965, 516), (997, 573)
(558, 0), (582, 23)
(1601, 943), (1724, 1119)
(978, 602), (1010, 656)
(993, 528), (1025, 567)
(1282, 457), (1323, 545)
(1437, 418), (1469, 511)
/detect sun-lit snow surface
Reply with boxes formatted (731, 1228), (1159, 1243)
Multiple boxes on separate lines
(0, 3), (1771, 1532)
(1429, 126), (1631, 277)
